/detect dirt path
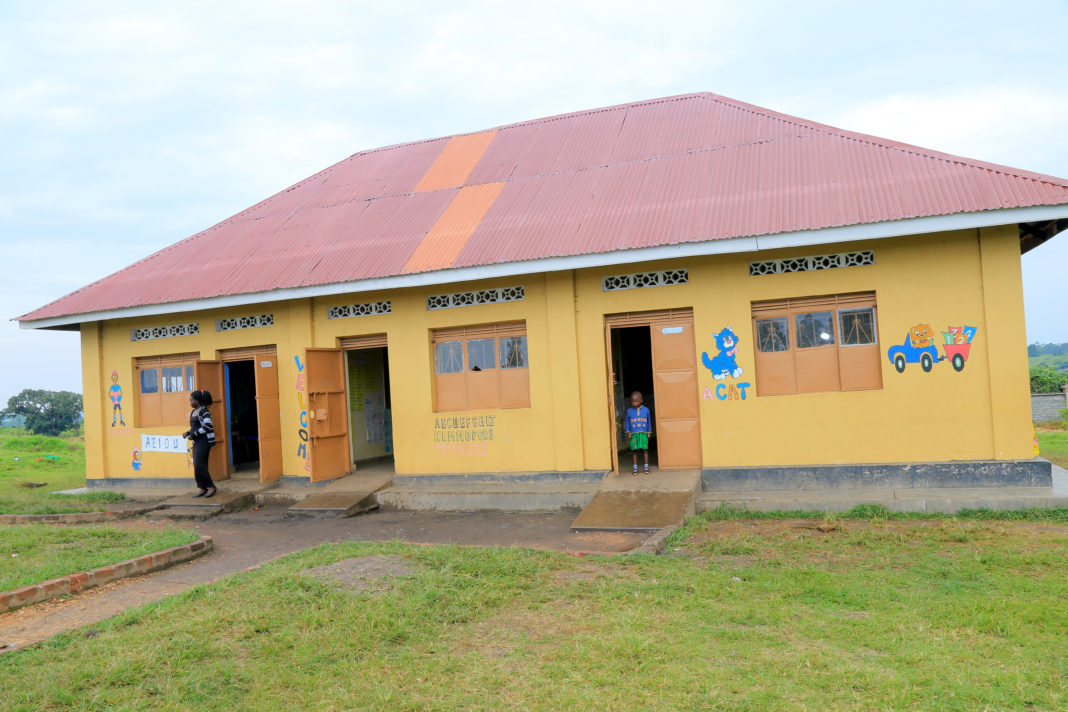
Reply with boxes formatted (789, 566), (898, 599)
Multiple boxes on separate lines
(0, 507), (645, 651)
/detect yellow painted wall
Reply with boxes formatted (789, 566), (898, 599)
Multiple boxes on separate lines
(80, 227), (1034, 482)
(575, 228), (1031, 469)
(313, 275), (580, 475)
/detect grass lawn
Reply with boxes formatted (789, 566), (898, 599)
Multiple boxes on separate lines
(1036, 422), (1068, 469)
(0, 524), (197, 591)
(1, 517), (1065, 711)
(0, 428), (124, 514)
(1029, 353), (1068, 372)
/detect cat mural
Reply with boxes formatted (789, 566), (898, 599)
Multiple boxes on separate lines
(702, 326), (744, 380)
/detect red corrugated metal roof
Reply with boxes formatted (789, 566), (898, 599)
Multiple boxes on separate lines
(19, 92), (1068, 322)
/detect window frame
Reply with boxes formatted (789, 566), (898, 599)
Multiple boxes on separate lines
(135, 353), (200, 427)
(837, 306), (879, 347)
(751, 293), (881, 396)
(431, 322), (530, 412)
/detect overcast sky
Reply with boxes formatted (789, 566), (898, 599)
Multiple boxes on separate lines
(2, 0), (1066, 406)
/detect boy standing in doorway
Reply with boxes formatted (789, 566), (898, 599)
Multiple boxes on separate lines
(624, 391), (652, 475)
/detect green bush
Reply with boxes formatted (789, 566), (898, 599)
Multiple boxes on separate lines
(1029, 364), (1068, 393)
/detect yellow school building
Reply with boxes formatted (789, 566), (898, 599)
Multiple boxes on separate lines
(19, 93), (1068, 494)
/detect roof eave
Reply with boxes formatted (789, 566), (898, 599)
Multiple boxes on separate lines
(18, 203), (1068, 331)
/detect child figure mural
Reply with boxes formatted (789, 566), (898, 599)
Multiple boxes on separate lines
(624, 391), (652, 476)
(108, 370), (126, 427)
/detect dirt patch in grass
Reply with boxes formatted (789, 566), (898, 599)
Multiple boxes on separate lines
(679, 517), (1068, 547)
(300, 555), (413, 592)
(552, 559), (637, 585)
(458, 597), (599, 664)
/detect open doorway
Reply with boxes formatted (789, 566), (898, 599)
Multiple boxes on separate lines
(224, 360), (260, 476)
(606, 309), (702, 473)
(611, 326), (659, 473)
(345, 345), (394, 476)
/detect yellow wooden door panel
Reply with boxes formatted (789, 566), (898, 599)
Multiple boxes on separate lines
(305, 348), (350, 482)
(193, 360), (229, 481)
(255, 356), (283, 482)
(649, 324), (697, 370)
(650, 320), (702, 469)
(652, 370), (700, 420)
(655, 419), (702, 469)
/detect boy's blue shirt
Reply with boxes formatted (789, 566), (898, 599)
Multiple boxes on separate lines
(625, 405), (651, 433)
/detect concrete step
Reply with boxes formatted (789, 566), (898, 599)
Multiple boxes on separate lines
(571, 469), (701, 531)
(286, 492), (378, 518)
(157, 491), (254, 514)
(153, 505), (224, 521)
(283, 473), (392, 517)
(697, 486), (1068, 514)
(116, 488), (190, 502)
(376, 480), (601, 512)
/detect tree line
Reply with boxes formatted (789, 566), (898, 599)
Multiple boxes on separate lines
(2, 389), (82, 436)
(1028, 342), (1068, 357)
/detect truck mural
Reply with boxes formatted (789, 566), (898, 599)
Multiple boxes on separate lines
(888, 324), (977, 373)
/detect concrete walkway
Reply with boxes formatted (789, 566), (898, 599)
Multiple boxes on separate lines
(1052, 463), (1068, 495)
(0, 507), (646, 652)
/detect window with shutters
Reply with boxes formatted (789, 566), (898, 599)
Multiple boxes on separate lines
(431, 322), (530, 411)
(136, 353), (199, 427)
(751, 293), (881, 396)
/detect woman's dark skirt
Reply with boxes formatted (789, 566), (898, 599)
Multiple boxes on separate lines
(192, 438), (215, 490)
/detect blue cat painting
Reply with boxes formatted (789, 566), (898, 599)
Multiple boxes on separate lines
(702, 326), (743, 380)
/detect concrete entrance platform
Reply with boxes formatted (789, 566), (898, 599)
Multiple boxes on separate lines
(376, 480), (601, 512)
(571, 469), (701, 531)
(286, 474), (391, 517)
(157, 490), (255, 517)
(698, 484), (1068, 514)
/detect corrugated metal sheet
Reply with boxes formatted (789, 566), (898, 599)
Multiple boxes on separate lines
(414, 131), (498, 192)
(404, 182), (507, 273)
(20, 92), (1068, 322)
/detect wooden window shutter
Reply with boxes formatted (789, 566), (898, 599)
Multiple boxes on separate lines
(430, 321), (529, 411)
(218, 345), (277, 362)
(604, 308), (693, 328)
(339, 333), (388, 350)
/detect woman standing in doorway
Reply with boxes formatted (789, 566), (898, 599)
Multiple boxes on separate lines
(183, 389), (217, 498)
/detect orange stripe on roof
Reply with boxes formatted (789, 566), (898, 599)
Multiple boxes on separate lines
(403, 182), (506, 273)
(413, 130), (498, 193)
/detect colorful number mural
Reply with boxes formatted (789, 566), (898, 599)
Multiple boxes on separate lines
(887, 324), (977, 374)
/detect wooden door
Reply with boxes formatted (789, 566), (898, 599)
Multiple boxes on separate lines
(255, 356), (283, 482)
(650, 321), (702, 469)
(305, 348), (350, 482)
(194, 360), (230, 481)
(604, 324), (620, 475)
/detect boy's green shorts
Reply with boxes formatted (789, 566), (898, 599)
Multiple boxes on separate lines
(629, 432), (649, 451)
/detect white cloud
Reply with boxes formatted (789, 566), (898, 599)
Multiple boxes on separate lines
(825, 86), (1068, 174)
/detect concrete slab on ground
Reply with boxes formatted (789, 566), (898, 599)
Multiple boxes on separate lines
(571, 469), (701, 531)
(158, 491), (253, 514)
(286, 475), (390, 517)
(118, 488), (189, 502)
(1051, 464), (1067, 496)
(697, 485), (1068, 514)
(53, 487), (89, 496)
(376, 478), (600, 512)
